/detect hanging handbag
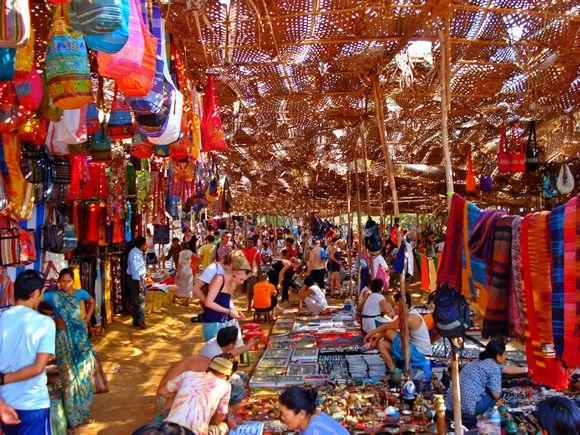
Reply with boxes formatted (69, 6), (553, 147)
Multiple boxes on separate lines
(107, 94), (134, 140)
(498, 123), (526, 174)
(0, 225), (20, 266)
(19, 228), (36, 264)
(0, 47), (15, 80)
(0, 81), (28, 133)
(115, 0), (157, 97)
(69, 0), (123, 34)
(556, 163), (575, 195)
(125, 3), (166, 112)
(20, 143), (52, 184)
(13, 68), (43, 111)
(41, 206), (66, 253)
(201, 75), (227, 152)
(45, 8), (92, 109)
(0, 0), (30, 48)
(68, 153), (89, 200)
(465, 149), (477, 193)
(97, 0), (149, 84)
(525, 120), (540, 171)
(85, 0), (129, 53)
(62, 221), (78, 252)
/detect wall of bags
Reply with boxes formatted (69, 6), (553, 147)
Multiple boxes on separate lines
(0, 0), (231, 320)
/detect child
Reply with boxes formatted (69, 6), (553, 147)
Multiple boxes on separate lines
(252, 272), (277, 322)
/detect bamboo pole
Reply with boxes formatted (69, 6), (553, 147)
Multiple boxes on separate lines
(373, 80), (400, 218)
(440, 21), (462, 435)
(360, 123), (372, 218)
(353, 158), (363, 251)
(346, 170), (354, 294)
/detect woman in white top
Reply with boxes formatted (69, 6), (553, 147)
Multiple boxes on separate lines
(360, 278), (395, 334)
(299, 276), (328, 315)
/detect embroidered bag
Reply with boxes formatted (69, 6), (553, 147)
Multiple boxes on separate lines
(42, 207), (65, 253)
(0, 225), (20, 266)
(525, 120), (540, 171)
(85, 0), (129, 53)
(69, 0), (123, 34)
(107, 94), (134, 140)
(0, 0), (30, 48)
(497, 123), (526, 174)
(45, 8), (92, 109)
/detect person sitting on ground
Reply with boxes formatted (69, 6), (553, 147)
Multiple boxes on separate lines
(444, 339), (528, 425)
(535, 396), (579, 435)
(298, 276), (328, 315)
(252, 272), (277, 322)
(279, 386), (349, 435)
(365, 292), (432, 381)
(359, 278), (395, 334)
(199, 326), (257, 360)
(139, 355), (235, 435)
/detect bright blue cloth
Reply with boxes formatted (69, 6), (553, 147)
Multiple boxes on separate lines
(549, 204), (565, 357)
(391, 333), (432, 381)
(302, 412), (349, 435)
(0, 306), (56, 410)
(127, 247), (146, 281)
(1, 408), (52, 435)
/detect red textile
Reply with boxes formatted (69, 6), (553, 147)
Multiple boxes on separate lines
(521, 213), (568, 389)
(420, 254), (430, 291)
(562, 195), (579, 367)
(437, 194), (465, 291)
(85, 203), (100, 244)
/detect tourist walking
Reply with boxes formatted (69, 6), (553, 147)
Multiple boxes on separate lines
(127, 236), (148, 329)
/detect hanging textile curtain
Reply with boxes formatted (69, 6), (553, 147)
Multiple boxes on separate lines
(561, 195), (578, 368)
(200, 75), (227, 152)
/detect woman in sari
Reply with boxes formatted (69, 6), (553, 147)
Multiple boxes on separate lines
(42, 268), (97, 433)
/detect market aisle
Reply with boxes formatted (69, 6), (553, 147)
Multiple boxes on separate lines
(78, 301), (206, 435)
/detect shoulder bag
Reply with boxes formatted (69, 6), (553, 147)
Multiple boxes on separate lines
(70, 0), (123, 34)
(85, 0), (129, 53)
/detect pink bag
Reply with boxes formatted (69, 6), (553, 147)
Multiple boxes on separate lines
(97, 0), (147, 79)
(375, 265), (390, 290)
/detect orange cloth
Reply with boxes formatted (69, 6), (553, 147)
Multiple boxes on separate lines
(253, 281), (276, 309)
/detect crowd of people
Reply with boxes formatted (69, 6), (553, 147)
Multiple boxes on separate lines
(0, 218), (579, 434)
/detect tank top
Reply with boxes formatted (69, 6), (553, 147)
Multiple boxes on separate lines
(409, 309), (432, 356)
(361, 293), (390, 334)
(202, 276), (231, 323)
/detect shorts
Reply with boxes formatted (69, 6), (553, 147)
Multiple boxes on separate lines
(391, 333), (432, 381)
(327, 261), (341, 273)
(2, 408), (51, 435)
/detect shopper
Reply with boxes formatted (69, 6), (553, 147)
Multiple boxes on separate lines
(365, 292), (432, 380)
(360, 278), (395, 334)
(326, 237), (342, 295)
(200, 326), (256, 359)
(41, 268), (97, 430)
(175, 249), (194, 302)
(444, 339), (528, 421)
(298, 276), (328, 315)
(252, 272), (278, 321)
(167, 238), (182, 269)
(279, 386), (349, 435)
(535, 396), (579, 435)
(127, 236), (148, 329)
(241, 238), (260, 314)
(156, 355), (235, 435)
(215, 232), (234, 262)
(306, 240), (326, 289)
(198, 235), (216, 271)
(202, 252), (250, 341)
(0, 270), (56, 435)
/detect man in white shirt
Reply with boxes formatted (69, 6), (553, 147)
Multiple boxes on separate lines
(127, 236), (148, 329)
(0, 270), (56, 435)
(299, 276), (328, 315)
(306, 240), (326, 290)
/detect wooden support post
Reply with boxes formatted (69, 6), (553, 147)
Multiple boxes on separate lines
(379, 176), (385, 227)
(353, 157), (363, 249)
(373, 80), (400, 218)
(346, 171), (353, 294)
(400, 257), (411, 376)
(440, 21), (461, 435)
(360, 123), (372, 218)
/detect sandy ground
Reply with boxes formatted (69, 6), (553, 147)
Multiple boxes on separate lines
(78, 301), (208, 435)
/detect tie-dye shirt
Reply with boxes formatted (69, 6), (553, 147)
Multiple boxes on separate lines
(165, 371), (231, 435)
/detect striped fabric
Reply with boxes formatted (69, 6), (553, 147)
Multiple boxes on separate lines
(521, 212), (568, 389)
(562, 195), (578, 368)
(509, 216), (525, 338)
(549, 205), (565, 358)
(70, 0), (123, 34)
(437, 194), (465, 291)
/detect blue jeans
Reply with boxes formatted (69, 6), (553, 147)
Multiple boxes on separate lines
(2, 408), (51, 435)
(475, 392), (495, 415)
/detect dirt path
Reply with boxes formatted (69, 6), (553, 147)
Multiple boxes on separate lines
(78, 301), (206, 435)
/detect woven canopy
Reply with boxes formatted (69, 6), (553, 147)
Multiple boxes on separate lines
(32, 0), (580, 215)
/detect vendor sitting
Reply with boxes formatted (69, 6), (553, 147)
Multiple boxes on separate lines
(365, 292), (432, 381)
(445, 339), (528, 425)
(298, 275), (328, 315)
(252, 272), (278, 321)
(200, 326), (257, 359)
(279, 386), (349, 435)
(359, 278), (395, 334)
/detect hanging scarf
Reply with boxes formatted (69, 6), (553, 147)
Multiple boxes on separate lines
(521, 212), (568, 389)
(509, 216), (525, 338)
(549, 204), (565, 358)
(483, 215), (515, 338)
(437, 194), (465, 290)
(562, 195), (579, 368)
(469, 210), (506, 264)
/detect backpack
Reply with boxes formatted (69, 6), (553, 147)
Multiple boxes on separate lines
(432, 284), (471, 338)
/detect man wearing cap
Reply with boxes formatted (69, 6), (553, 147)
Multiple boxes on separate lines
(156, 355), (235, 435)
(0, 270), (56, 435)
